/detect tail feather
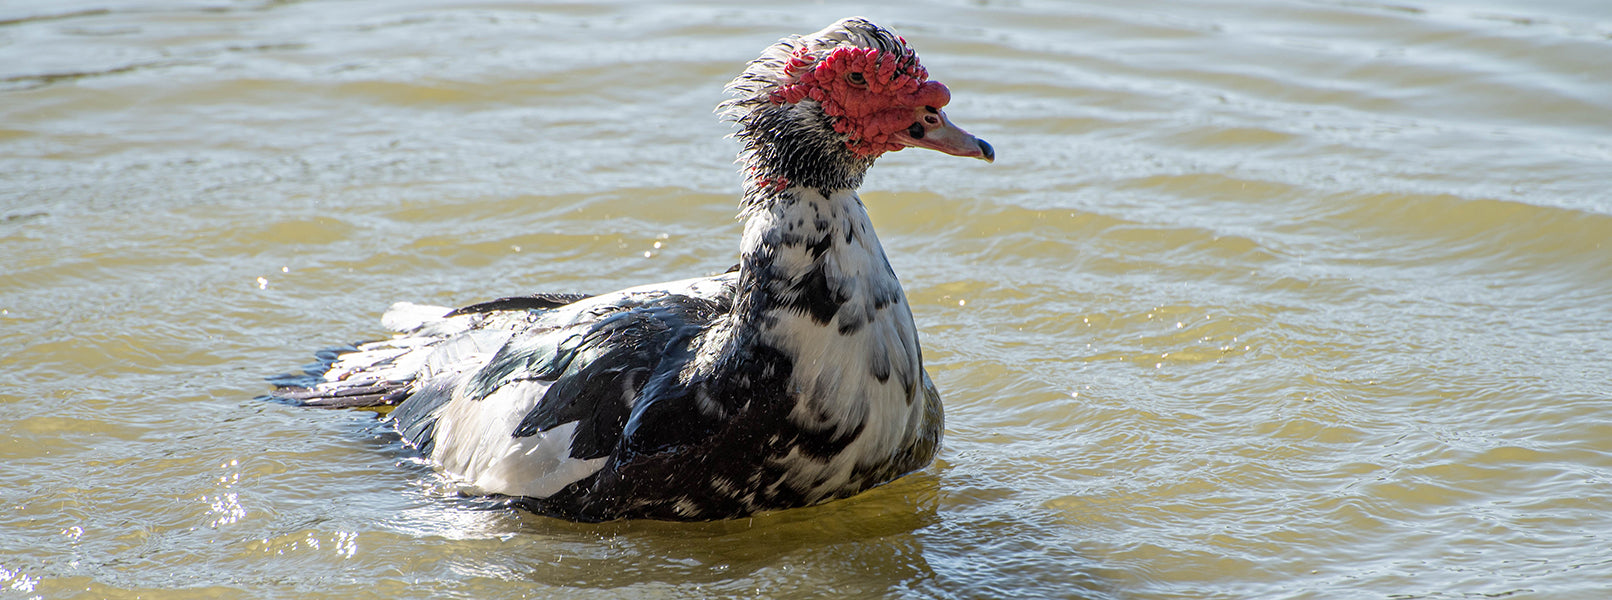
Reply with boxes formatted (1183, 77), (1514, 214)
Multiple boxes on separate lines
(267, 308), (526, 412)
(274, 380), (413, 409)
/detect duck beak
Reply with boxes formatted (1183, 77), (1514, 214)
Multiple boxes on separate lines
(890, 107), (994, 162)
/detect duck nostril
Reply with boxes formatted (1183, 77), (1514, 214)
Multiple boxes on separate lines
(924, 115), (940, 125)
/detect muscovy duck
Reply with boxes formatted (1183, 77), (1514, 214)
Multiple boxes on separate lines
(271, 17), (994, 522)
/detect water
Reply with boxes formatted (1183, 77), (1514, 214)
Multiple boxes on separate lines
(3, 0), (1610, 598)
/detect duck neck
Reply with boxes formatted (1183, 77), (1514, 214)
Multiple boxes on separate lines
(693, 106), (922, 418)
(733, 104), (874, 203)
(736, 184), (891, 330)
(724, 174), (922, 400)
(728, 108), (896, 344)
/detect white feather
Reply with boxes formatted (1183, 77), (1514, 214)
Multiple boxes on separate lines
(381, 302), (453, 332)
(428, 380), (608, 498)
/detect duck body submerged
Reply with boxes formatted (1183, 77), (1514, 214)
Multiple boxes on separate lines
(271, 17), (992, 522)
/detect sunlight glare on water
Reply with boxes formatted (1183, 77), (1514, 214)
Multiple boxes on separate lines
(2, 0), (1610, 598)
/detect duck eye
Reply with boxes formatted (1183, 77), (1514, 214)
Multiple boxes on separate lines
(846, 72), (867, 86)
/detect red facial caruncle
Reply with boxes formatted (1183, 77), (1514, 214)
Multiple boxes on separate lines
(771, 46), (956, 157)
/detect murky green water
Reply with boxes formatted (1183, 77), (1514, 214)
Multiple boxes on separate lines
(4, 1), (1611, 598)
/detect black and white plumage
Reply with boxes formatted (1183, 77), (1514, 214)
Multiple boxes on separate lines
(271, 17), (993, 522)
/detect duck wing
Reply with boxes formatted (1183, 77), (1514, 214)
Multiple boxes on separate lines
(271, 273), (737, 498)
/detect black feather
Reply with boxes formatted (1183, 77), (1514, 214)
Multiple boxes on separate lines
(509, 297), (721, 459)
(445, 293), (593, 317)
